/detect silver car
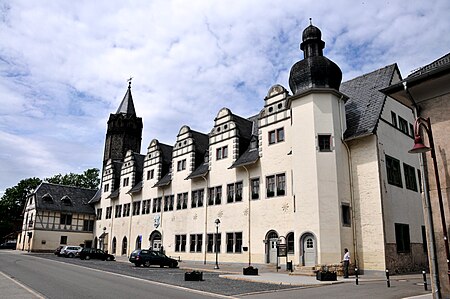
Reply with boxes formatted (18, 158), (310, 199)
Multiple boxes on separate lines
(60, 245), (82, 258)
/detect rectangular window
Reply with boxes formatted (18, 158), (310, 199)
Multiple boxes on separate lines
(391, 111), (397, 127)
(177, 159), (186, 171)
(395, 223), (411, 253)
(216, 146), (228, 160)
(266, 175), (275, 197)
(60, 213), (72, 225)
(83, 220), (94, 232)
(132, 201), (141, 216)
(191, 189), (204, 208)
(152, 197), (161, 213)
(123, 177), (129, 187)
(189, 234), (202, 253)
(403, 163), (418, 191)
(398, 117), (409, 134)
(266, 173), (286, 197)
(106, 206), (112, 219)
(147, 169), (154, 180)
(227, 182), (243, 203)
(142, 200), (148, 214)
(164, 195), (174, 211)
(60, 236), (67, 245)
(115, 205), (122, 218)
(176, 193), (188, 210)
(103, 184), (109, 192)
(268, 127), (284, 145)
(227, 184), (235, 203)
(409, 123), (415, 138)
(206, 233), (221, 253)
(175, 235), (180, 252)
(386, 155), (403, 187)
(251, 178), (260, 200)
(417, 169), (422, 193)
(96, 208), (102, 220)
(342, 204), (351, 226)
(287, 233), (294, 254)
(226, 232), (242, 253)
(318, 134), (332, 152)
(215, 186), (222, 205)
(123, 203), (130, 217)
(181, 235), (186, 252)
(276, 174), (286, 196)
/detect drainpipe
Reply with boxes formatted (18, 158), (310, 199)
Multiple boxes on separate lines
(404, 82), (440, 298)
(160, 188), (165, 250)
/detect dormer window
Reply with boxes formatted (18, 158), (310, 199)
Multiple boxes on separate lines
(42, 193), (53, 203)
(61, 195), (72, 206)
(216, 146), (228, 160)
(250, 138), (258, 150)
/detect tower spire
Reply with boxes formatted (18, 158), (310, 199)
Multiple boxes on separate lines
(116, 79), (136, 115)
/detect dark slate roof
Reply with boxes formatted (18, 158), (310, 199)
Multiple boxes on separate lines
(159, 143), (173, 164)
(128, 181), (143, 194)
(34, 183), (96, 214)
(88, 189), (101, 204)
(186, 162), (209, 179)
(108, 189), (119, 199)
(191, 130), (209, 154)
(233, 114), (253, 139)
(230, 148), (259, 168)
(247, 114), (259, 135)
(153, 172), (171, 187)
(341, 64), (397, 140)
(408, 52), (450, 78)
(116, 83), (136, 115)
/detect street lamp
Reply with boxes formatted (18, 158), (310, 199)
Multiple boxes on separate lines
(214, 218), (221, 269)
(409, 117), (450, 284)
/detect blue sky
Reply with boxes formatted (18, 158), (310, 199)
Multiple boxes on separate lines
(1, 0), (449, 195)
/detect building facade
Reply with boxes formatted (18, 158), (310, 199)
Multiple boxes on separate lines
(383, 52), (450, 296)
(91, 23), (427, 274)
(17, 183), (97, 252)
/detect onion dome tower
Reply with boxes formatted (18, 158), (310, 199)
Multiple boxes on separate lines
(289, 20), (342, 94)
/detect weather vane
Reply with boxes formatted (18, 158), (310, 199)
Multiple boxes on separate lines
(127, 76), (133, 87)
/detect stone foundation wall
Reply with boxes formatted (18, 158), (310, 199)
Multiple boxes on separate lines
(385, 243), (428, 274)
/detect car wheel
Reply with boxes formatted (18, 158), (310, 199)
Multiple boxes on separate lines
(144, 261), (151, 267)
(85, 255), (91, 260)
(134, 263), (141, 267)
(106, 256), (112, 261)
(159, 264), (164, 268)
(68, 253), (74, 258)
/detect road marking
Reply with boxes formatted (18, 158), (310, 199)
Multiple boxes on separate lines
(25, 254), (237, 299)
(0, 270), (46, 299)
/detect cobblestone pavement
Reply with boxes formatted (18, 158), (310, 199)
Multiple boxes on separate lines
(31, 254), (301, 296)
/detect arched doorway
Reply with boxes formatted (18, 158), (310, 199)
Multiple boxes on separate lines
(135, 235), (142, 250)
(149, 230), (162, 251)
(112, 237), (117, 254)
(265, 230), (278, 264)
(300, 233), (316, 266)
(122, 236), (127, 255)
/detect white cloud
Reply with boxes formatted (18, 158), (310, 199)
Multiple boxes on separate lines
(0, 0), (449, 192)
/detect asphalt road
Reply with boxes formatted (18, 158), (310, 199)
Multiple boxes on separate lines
(0, 251), (432, 299)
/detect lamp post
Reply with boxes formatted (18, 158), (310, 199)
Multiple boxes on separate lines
(214, 218), (221, 269)
(409, 117), (450, 285)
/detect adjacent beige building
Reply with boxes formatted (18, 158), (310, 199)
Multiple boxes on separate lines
(17, 183), (97, 252)
(90, 23), (427, 274)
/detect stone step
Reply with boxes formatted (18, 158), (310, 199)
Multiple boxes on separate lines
(290, 266), (317, 276)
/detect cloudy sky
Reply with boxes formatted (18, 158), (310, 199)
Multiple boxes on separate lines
(0, 0), (449, 195)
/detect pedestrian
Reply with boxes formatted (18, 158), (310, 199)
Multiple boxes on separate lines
(342, 248), (350, 278)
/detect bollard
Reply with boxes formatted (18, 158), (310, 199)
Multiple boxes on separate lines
(355, 268), (359, 285)
(422, 270), (427, 291)
(386, 269), (390, 288)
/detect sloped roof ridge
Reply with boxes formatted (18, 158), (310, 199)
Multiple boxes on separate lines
(40, 181), (97, 191)
(408, 52), (450, 78)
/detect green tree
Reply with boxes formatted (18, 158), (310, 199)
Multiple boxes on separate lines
(0, 177), (42, 240)
(44, 168), (100, 189)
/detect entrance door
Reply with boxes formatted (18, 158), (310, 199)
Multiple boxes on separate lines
(303, 236), (316, 266)
(152, 240), (162, 251)
(269, 238), (278, 264)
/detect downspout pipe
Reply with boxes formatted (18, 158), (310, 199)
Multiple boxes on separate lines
(243, 165), (252, 266)
(404, 82), (440, 298)
(201, 175), (208, 265)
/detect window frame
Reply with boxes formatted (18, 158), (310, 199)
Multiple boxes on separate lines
(318, 134), (332, 152)
(403, 163), (418, 191)
(395, 223), (411, 253)
(386, 155), (403, 188)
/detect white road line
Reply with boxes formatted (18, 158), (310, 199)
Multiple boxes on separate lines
(26, 254), (238, 299)
(0, 270), (46, 299)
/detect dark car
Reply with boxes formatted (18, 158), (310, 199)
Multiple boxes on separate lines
(0, 241), (16, 249)
(54, 246), (64, 256)
(129, 249), (178, 268)
(79, 248), (115, 261)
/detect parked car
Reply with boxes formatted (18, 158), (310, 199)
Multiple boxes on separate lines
(60, 246), (82, 258)
(0, 241), (17, 250)
(54, 246), (64, 256)
(79, 248), (115, 261)
(129, 249), (178, 268)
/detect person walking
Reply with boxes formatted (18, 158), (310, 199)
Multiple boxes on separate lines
(342, 248), (350, 278)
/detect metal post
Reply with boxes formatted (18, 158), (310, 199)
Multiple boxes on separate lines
(355, 268), (359, 285)
(386, 269), (390, 288)
(214, 218), (220, 269)
(423, 270), (428, 291)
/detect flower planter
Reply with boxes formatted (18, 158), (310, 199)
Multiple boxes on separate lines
(316, 271), (337, 281)
(243, 266), (259, 275)
(185, 271), (203, 281)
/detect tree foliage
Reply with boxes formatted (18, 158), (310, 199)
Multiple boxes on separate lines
(0, 168), (100, 240)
